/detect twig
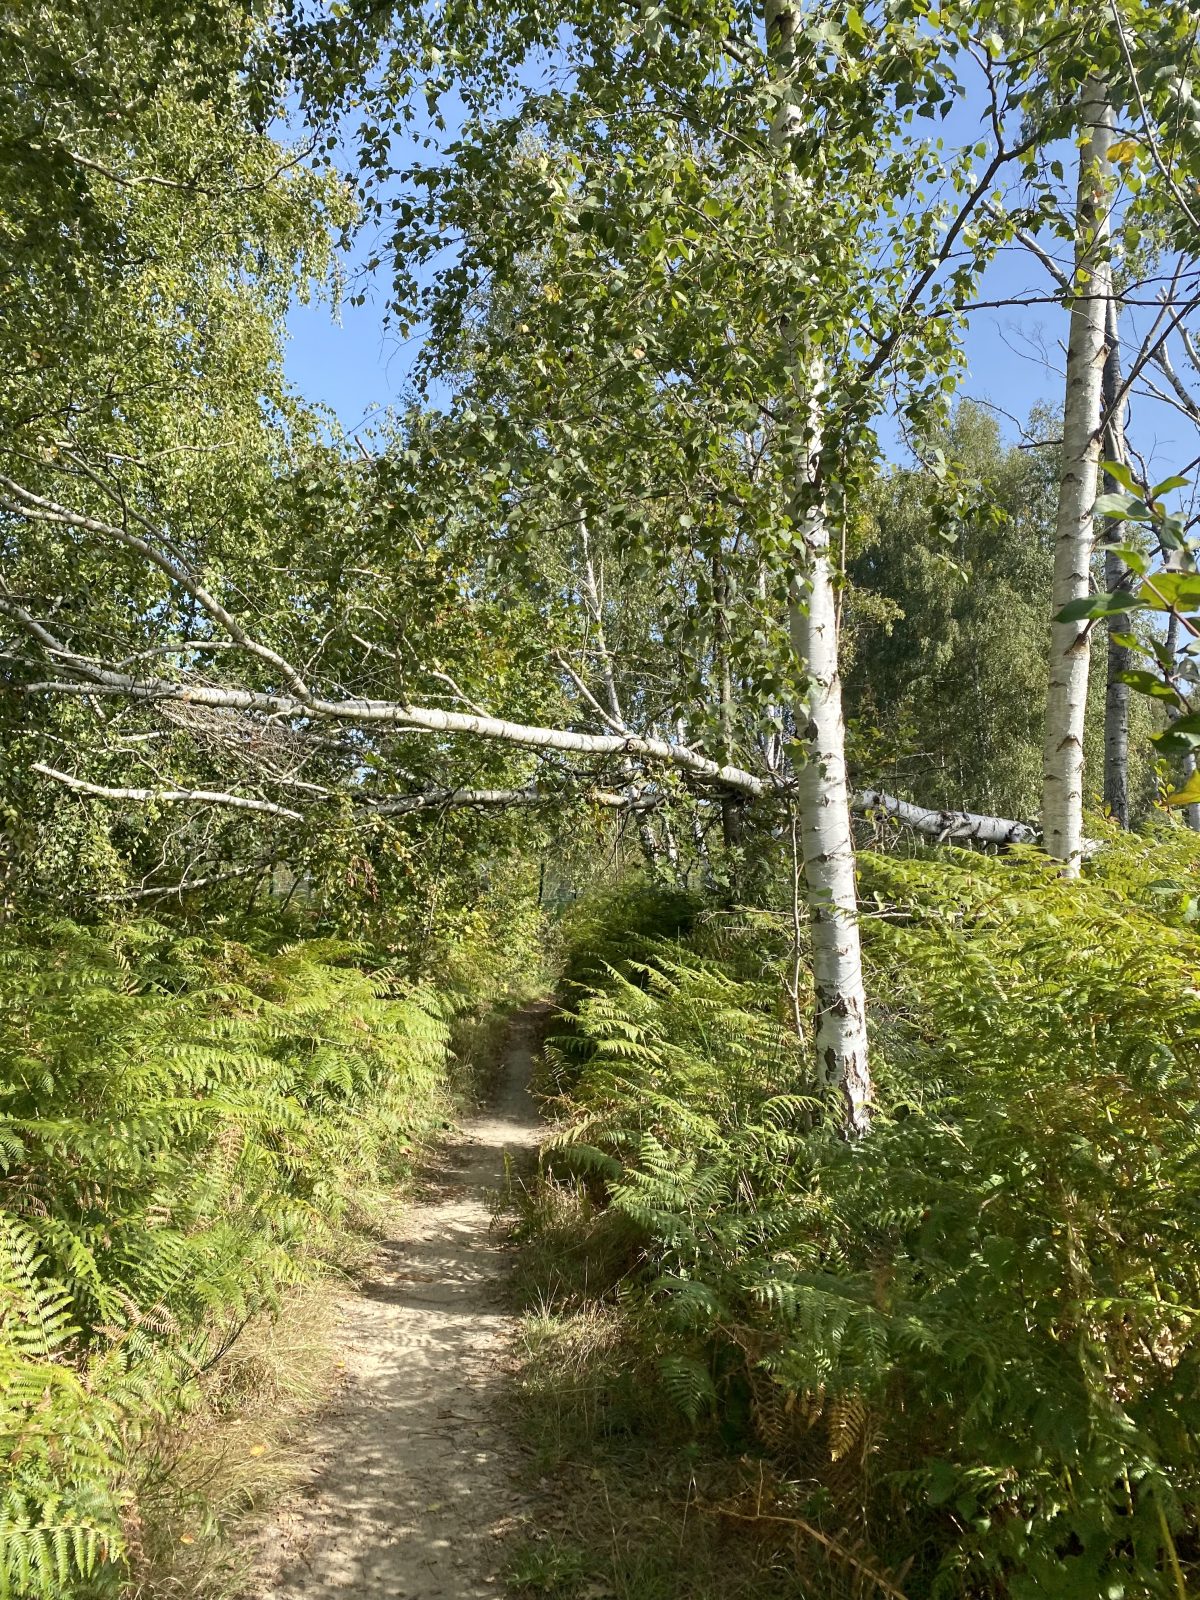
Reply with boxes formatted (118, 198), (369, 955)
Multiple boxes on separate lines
(701, 1502), (909, 1600)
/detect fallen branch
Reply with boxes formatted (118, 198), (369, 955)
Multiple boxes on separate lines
(366, 785), (659, 814)
(36, 766), (666, 825)
(33, 764), (304, 821)
(22, 675), (770, 797)
(853, 790), (1036, 846)
(97, 862), (271, 901)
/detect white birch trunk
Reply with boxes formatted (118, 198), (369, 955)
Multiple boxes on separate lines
(1165, 613), (1200, 833)
(768, 0), (871, 1134)
(1101, 295), (1132, 828)
(1042, 76), (1114, 874)
(786, 380), (871, 1136)
(1183, 754), (1200, 834)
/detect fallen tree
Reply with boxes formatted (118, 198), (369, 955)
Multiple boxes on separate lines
(852, 790), (1037, 847)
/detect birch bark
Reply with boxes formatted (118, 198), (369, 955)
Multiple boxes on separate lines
(1042, 76), (1114, 873)
(767, 0), (872, 1134)
(1101, 295), (1131, 828)
(1165, 612), (1200, 833)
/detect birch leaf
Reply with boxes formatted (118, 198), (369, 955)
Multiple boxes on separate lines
(1162, 770), (1200, 808)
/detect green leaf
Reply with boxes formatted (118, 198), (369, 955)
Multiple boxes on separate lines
(1156, 722), (1200, 756)
(1116, 669), (1180, 702)
(1103, 543), (1148, 575)
(1162, 770), (1200, 808)
(1093, 492), (1150, 521)
(1101, 459), (1139, 494)
(1055, 591), (1147, 622)
(1149, 474), (1190, 500)
(1143, 573), (1200, 612)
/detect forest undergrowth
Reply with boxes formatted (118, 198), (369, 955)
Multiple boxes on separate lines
(0, 904), (543, 1600)
(507, 830), (1200, 1600)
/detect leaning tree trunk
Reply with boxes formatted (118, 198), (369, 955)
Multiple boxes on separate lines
(1042, 75), (1114, 874)
(768, 0), (871, 1135)
(1101, 295), (1132, 828)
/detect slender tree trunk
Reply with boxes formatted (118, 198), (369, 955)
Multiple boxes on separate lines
(579, 513), (662, 868)
(1042, 76), (1114, 873)
(769, 0), (871, 1134)
(661, 816), (682, 874)
(713, 552), (743, 848)
(1183, 753), (1200, 833)
(1101, 295), (1132, 827)
(1165, 613), (1200, 832)
(690, 810), (716, 886)
(786, 389), (871, 1135)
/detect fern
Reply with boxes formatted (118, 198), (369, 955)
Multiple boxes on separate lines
(531, 846), (1200, 1598)
(657, 1354), (717, 1422)
(0, 917), (468, 1597)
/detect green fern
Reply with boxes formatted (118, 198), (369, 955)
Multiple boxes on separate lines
(0, 918), (465, 1597)
(532, 844), (1200, 1598)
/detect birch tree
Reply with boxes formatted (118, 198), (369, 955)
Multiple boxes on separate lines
(1101, 295), (1133, 828)
(1041, 76), (1115, 875)
(1002, 5), (1200, 855)
(767, 0), (869, 1129)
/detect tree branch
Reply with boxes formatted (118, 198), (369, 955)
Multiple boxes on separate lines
(98, 861), (272, 902)
(982, 201), (1071, 291)
(0, 473), (314, 702)
(1151, 336), (1200, 422)
(366, 785), (658, 814)
(33, 764), (305, 820)
(19, 671), (771, 796)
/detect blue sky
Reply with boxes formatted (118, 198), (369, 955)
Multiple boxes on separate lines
(287, 285), (418, 435)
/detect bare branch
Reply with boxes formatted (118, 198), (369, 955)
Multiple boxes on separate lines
(62, 138), (321, 198)
(552, 651), (627, 734)
(1151, 337), (1200, 422)
(98, 862), (271, 902)
(0, 473), (314, 702)
(34, 764), (305, 820)
(578, 513), (628, 729)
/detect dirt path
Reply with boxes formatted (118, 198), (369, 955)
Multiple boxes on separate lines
(253, 1036), (541, 1599)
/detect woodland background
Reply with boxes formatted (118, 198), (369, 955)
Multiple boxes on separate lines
(2, 2), (1200, 1596)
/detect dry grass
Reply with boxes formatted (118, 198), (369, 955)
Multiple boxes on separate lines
(120, 1282), (344, 1599)
(505, 1303), (824, 1600)
(503, 1178), (834, 1600)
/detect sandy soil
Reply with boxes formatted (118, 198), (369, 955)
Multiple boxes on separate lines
(250, 1036), (541, 1599)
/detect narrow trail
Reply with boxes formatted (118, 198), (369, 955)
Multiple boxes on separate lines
(253, 1035), (541, 1599)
